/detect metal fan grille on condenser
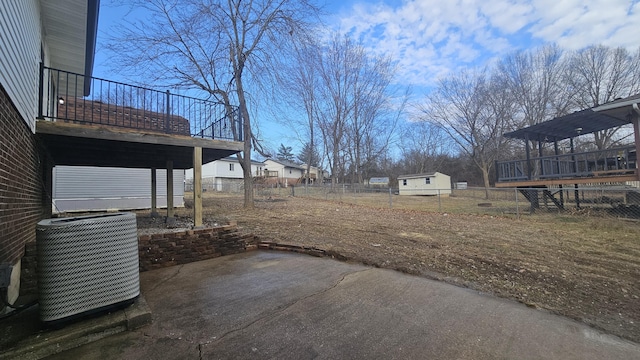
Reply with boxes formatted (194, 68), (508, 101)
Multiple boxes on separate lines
(36, 213), (140, 322)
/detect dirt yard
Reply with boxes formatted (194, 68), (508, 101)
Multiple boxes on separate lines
(151, 192), (640, 343)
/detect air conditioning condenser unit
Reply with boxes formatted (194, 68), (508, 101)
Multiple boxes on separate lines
(36, 213), (140, 323)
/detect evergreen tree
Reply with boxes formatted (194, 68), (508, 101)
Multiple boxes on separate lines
(276, 143), (295, 162)
(297, 141), (319, 166)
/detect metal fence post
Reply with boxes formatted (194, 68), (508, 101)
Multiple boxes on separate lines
(515, 187), (519, 219)
(438, 189), (442, 212)
(165, 90), (171, 133)
(389, 188), (392, 208)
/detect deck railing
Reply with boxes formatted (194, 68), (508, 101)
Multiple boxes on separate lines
(38, 65), (242, 141)
(496, 146), (637, 182)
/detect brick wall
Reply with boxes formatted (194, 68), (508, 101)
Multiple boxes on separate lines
(138, 224), (257, 272)
(0, 84), (51, 266)
(17, 224), (257, 295)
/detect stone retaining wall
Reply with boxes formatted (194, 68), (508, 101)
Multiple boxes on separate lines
(19, 224), (257, 295)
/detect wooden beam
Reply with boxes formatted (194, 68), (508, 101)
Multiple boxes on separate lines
(167, 160), (174, 218)
(495, 174), (638, 188)
(36, 120), (244, 151)
(633, 112), (640, 181)
(193, 147), (203, 227)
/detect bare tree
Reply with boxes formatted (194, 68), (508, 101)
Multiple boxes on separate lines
(278, 37), (322, 185)
(315, 34), (358, 185)
(106, 0), (320, 208)
(565, 45), (640, 149)
(498, 45), (570, 128)
(420, 69), (512, 198)
(400, 120), (452, 174)
(295, 33), (400, 185)
(346, 51), (399, 184)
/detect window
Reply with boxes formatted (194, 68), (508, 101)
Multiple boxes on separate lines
(425, 177), (430, 185)
(402, 179), (407, 186)
(229, 163), (234, 171)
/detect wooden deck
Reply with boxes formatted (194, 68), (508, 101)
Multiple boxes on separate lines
(36, 120), (243, 169)
(495, 171), (639, 188)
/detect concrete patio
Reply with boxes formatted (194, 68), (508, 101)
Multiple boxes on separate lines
(23, 250), (640, 359)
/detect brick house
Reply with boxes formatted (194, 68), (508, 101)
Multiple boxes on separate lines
(0, 0), (244, 312)
(0, 0), (100, 309)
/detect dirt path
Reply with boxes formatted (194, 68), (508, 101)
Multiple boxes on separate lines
(169, 193), (640, 343)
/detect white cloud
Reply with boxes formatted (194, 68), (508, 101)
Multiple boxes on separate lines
(335, 0), (640, 87)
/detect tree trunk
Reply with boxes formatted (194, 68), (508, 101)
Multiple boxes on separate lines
(236, 76), (254, 209)
(482, 167), (491, 199)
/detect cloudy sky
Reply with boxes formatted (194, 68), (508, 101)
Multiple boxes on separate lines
(325, 0), (640, 87)
(95, 0), (640, 152)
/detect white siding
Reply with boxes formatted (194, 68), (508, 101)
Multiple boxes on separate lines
(0, 0), (41, 131)
(186, 158), (264, 180)
(399, 173), (451, 196)
(264, 160), (304, 179)
(53, 166), (185, 212)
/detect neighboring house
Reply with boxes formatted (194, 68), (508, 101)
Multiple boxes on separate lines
(53, 166), (185, 213)
(300, 164), (329, 184)
(185, 156), (265, 191)
(0, 0), (101, 309)
(263, 159), (305, 186)
(398, 172), (452, 196)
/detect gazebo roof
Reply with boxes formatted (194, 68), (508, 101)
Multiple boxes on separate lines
(503, 109), (630, 143)
(503, 94), (640, 143)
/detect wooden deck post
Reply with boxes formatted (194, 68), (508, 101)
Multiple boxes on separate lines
(151, 168), (158, 217)
(538, 140), (545, 176)
(193, 147), (203, 227)
(166, 160), (174, 218)
(525, 134), (532, 180)
(633, 112), (640, 181)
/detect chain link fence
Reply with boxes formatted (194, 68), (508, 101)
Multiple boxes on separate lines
(249, 183), (640, 219)
(184, 181), (640, 219)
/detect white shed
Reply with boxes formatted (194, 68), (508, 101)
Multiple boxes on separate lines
(398, 172), (451, 196)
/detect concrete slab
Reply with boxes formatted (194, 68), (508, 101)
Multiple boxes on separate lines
(0, 295), (151, 360)
(45, 251), (640, 359)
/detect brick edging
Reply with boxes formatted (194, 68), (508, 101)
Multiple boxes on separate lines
(256, 241), (348, 261)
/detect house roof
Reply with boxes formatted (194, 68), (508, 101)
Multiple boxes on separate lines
(593, 93), (640, 122)
(398, 172), (443, 179)
(220, 156), (264, 165)
(503, 94), (640, 143)
(58, 98), (191, 135)
(265, 159), (305, 169)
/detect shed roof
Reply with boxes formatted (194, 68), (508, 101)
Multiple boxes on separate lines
(369, 177), (389, 183)
(398, 172), (444, 179)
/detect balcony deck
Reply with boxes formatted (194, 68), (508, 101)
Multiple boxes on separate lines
(37, 66), (243, 169)
(495, 146), (638, 188)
